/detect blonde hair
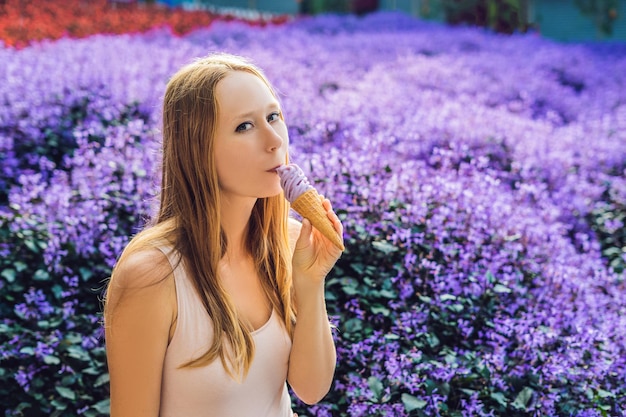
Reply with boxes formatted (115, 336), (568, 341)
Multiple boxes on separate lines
(107, 53), (294, 380)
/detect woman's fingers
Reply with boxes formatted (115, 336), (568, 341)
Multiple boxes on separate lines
(321, 198), (343, 235)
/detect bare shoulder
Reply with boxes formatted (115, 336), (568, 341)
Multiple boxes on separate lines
(110, 248), (174, 290)
(288, 217), (302, 252)
(105, 247), (177, 332)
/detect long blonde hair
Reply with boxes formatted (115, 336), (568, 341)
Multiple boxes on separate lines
(107, 53), (294, 380)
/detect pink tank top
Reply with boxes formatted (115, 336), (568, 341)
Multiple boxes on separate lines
(158, 247), (294, 417)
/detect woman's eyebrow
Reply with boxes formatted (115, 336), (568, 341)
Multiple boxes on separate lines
(230, 103), (281, 122)
(231, 111), (255, 122)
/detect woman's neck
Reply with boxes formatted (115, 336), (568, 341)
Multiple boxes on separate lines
(220, 195), (256, 260)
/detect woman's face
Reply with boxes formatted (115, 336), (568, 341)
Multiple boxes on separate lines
(213, 71), (289, 201)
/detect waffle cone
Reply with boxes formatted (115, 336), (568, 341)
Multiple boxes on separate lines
(291, 189), (345, 251)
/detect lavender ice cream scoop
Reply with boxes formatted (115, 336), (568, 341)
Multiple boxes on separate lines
(276, 164), (314, 203)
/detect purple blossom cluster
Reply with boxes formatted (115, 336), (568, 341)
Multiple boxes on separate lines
(1, 11), (625, 416)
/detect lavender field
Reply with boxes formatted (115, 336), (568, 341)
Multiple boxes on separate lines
(1, 12), (626, 416)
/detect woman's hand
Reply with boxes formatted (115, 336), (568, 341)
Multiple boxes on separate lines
(292, 196), (344, 285)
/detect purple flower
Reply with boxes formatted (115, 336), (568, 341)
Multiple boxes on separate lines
(14, 288), (54, 320)
(14, 365), (37, 392)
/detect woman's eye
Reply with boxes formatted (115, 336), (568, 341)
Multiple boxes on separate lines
(236, 122), (253, 132)
(267, 112), (281, 122)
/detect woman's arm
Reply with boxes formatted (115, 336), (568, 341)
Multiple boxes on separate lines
(287, 199), (343, 405)
(104, 249), (176, 417)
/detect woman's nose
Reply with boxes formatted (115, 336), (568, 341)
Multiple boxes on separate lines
(265, 126), (284, 152)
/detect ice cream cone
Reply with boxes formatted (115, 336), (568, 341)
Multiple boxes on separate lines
(291, 189), (345, 251)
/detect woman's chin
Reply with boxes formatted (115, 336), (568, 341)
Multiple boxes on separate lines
(260, 186), (284, 199)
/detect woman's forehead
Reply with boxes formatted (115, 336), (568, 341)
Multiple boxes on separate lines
(216, 71), (278, 116)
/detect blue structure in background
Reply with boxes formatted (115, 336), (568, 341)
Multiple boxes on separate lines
(157, 0), (298, 14)
(531, 0), (626, 41)
(155, 0), (626, 41)
(202, 0), (298, 14)
(380, 0), (626, 41)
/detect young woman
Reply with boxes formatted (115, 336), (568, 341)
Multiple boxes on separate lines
(104, 53), (343, 417)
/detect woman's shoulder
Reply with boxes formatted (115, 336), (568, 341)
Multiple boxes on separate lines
(105, 246), (177, 337)
(111, 247), (175, 290)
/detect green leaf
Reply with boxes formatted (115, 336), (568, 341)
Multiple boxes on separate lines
(448, 303), (464, 313)
(19, 347), (35, 355)
(14, 261), (28, 272)
(418, 295), (432, 304)
(425, 379), (437, 394)
(596, 388), (615, 399)
(55, 386), (76, 401)
(444, 351), (457, 364)
(92, 399), (110, 414)
(490, 391), (508, 407)
(426, 333), (440, 348)
(44, 355), (61, 365)
(1, 269), (16, 283)
(50, 401), (67, 413)
(438, 382), (451, 396)
(94, 373), (110, 387)
(51, 284), (64, 299)
(379, 289), (396, 298)
(67, 346), (90, 361)
(512, 386), (534, 410)
(371, 240), (398, 254)
(79, 267), (94, 281)
(82, 367), (101, 375)
(33, 269), (50, 281)
(352, 263), (365, 275)
(371, 305), (390, 316)
(493, 284), (511, 293)
(603, 247), (621, 257)
(368, 376), (383, 400)
(24, 239), (39, 253)
(401, 393), (427, 411)
(343, 318), (362, 333)
(342, 285), (359, 296)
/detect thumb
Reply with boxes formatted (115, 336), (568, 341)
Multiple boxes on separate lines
(296, 218), (313, 250)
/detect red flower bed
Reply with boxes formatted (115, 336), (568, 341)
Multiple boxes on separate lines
(0, 0), (289, 48)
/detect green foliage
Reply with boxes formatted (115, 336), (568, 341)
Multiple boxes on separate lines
(300, 0), (351, 14)
(0, 210), (111, 416)
(439, 0), (620, 36)
(298, 0), (379, 15)
(575, 0), (620, 35)
(441, 0), (531, 33)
